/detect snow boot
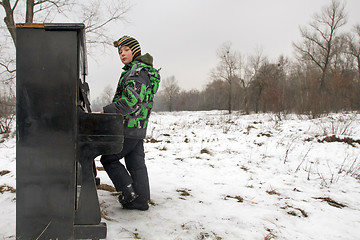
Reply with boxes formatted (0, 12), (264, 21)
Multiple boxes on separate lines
(122, 198), (149, 211)
(122, 168), (150, 211)
(118, 184), (138, 205)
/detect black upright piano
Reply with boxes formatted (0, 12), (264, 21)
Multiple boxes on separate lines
(16, 23), (124, 239)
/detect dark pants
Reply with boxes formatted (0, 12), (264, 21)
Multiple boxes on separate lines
(100, 138), (150, 203)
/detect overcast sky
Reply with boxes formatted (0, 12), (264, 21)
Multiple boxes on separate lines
(87, 0), (360, 99)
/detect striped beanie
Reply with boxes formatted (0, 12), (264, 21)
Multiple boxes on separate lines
(113, 36), (141, 60)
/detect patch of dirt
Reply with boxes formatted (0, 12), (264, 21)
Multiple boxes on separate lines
(319, 135), (360, 147)
(0, 184), (16, 194)
(176, 188), (191, 198)
(0, 170), (10, 176)
(145, 137), (161, 143)
(314, 196), (347, 208)
(200, 148), (212, 155)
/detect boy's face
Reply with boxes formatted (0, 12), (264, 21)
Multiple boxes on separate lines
(118, 46), (133, 65)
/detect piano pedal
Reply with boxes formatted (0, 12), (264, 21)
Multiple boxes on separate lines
(95, 177), (101, 186)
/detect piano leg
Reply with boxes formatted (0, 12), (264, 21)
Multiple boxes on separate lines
(74, 143), (106, 239)
(75, 143), (102, 224)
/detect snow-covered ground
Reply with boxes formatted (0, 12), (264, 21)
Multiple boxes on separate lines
(1, 111), (360, 239)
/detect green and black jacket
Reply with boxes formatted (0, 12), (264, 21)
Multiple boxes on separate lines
(103, 53), (160, 139)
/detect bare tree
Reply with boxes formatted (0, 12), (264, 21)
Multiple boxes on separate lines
(0, 48), (16, 85)
(346, 25), (360, 80)
(90, 85), (115, 112)
(293, 0), (347, 92)
(202, 80), (228, 111)
(0, 0), (130, 46)
(211, 42), (242, 114)
(331, 33), (354, 73)
(102, 85), (115, 103)
(77, 1), (130, 49)
(244, 47), (267, 113)
(0, 0), (130, 85)
(1, 0), (73, 45)
(0, 89), (15, 133)
(161, 76), (180, 112)
(175, 89), (201, 111)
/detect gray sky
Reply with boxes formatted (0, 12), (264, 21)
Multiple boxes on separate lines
(87, 0), (360, 99)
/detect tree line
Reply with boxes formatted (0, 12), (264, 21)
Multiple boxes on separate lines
(154, 0), (360, 117)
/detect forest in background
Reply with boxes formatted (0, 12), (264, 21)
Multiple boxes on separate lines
(151, 0), (360, 117)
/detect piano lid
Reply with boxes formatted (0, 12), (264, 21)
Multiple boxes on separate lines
(16, 23), (85, 29)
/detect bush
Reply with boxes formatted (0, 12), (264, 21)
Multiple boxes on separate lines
(0, 92), (15, 134)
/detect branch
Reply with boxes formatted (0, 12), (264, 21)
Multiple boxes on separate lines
(310, 22), (330, 43)
(0, 61), (16, 74)
(34, 1), (60, 13)
(85, 5), (128, 34)
(35, 0), (59, 7)
(301, 26), (327, 52)
(33, 4), (54, 14)
(12, 0), (19, 11)
(33, 0), (72, 19)
(293, 42), (323, 70)
(86, 15), (118, 33)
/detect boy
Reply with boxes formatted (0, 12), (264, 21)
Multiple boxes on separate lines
(100, 36), (160, 210)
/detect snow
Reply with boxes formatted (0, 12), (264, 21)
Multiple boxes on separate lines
(1, 111), (360, 239)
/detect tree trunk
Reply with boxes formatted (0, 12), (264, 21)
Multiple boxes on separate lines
(243, 93), (249, 114)
(357, 56), (360, 82)
(228, 81), (232, 114)
(2, 0), (17, 45)
(26, 0), (35, 23)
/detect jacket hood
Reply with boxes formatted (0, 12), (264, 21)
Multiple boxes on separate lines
(134, 53), (153, 66)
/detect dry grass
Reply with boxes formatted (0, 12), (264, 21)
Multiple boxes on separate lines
(266, 189), (280, 196)
(97, 184), (116, 192)
(101, 209), (113, 221)
(224, 195), (244, 202)
(264, 232), (276, 240)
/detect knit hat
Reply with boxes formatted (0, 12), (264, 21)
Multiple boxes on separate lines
(113, 36), (141, 60)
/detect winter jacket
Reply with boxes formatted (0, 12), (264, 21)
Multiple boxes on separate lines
(103, 53), (160, 139)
